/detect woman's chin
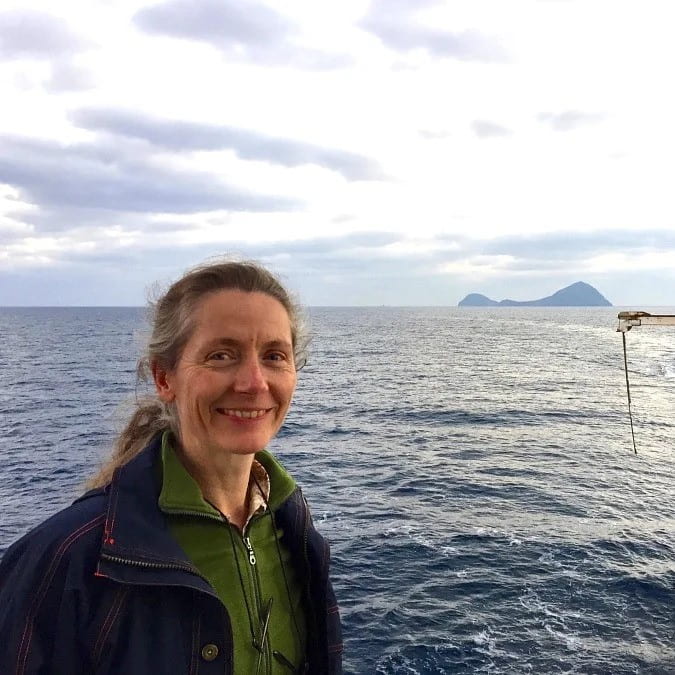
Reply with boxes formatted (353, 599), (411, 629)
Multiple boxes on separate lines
(209, 435), (269, 457)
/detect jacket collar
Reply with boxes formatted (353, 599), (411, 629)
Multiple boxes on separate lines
(157, 430), (272, 532)
(95, 434), (215, 596)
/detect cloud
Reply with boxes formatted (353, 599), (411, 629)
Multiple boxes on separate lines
(361, 0), (508, 62)
(0, 10), (95, 92)
(71, 108), (384, 180)
(0, 134), (300, 231)
(4, 227), (674, 305)
(537, 110), (605, 131)
(45, 61), (95, 92)
(480, 229), (675, 268)
(244, 231), (402, 258)
(0, 218), (33, 244)
(0, 231), (406, 304)
(471, 120), (511, 138)
(133, 0), (349, 69)
(0, 10), (90, 59)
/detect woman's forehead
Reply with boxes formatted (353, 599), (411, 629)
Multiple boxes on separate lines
(191, 290), (292, 340)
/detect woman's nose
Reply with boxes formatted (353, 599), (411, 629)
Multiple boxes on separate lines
(233, 356), (268, 393)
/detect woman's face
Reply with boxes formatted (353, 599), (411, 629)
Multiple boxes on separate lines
(154, 289), (297, 460)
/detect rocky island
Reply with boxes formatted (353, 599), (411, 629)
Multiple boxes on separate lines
(458, 281), (612, 307)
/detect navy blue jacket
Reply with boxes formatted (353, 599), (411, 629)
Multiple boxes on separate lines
(0, 437), (342, 674)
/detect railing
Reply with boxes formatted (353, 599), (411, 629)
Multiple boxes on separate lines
(617, 311), (675, 453)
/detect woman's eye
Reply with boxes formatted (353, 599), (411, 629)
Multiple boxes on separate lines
(208, 351), (234, 362)
(266, 351), (288, 363)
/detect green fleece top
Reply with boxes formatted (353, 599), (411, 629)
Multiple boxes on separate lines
(158, 432), (307, 674)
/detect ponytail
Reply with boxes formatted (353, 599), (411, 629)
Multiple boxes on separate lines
(86, 397), (174, 488)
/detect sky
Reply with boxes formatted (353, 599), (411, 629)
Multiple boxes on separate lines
(1, 0), (675, 306)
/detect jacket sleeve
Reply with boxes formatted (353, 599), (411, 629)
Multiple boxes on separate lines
(0, 526), (92, 675)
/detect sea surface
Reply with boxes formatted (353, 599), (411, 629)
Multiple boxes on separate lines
(1, 306), (674, 674)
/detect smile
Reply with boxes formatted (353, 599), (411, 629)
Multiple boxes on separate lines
(216, 408), (270, 419)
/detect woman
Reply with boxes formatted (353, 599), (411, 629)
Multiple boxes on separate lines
(0, 260), (342, 674)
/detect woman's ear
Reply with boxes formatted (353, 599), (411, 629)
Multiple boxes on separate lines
(151, 361), (175, 403)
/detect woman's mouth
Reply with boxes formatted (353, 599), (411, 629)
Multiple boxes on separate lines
(215, 408), (271, 419)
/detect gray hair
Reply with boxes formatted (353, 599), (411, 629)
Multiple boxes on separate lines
(87, 258), (307, 488)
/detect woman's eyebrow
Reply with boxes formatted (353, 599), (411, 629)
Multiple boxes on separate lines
(200, 337), (238, 350)
(264, 339), (293, 350)
(206, 337), (292, 349)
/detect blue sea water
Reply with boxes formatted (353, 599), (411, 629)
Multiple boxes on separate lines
(0, 306), (674, 674)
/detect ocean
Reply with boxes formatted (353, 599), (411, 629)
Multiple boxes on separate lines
(1, 306), (673, 674)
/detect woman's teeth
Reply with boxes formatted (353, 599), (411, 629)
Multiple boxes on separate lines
(219, 408), (267, 419)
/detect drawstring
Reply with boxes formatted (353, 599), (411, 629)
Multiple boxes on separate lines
(255, 597), (273, 675)
(213, 473), (305, 674)
(251, 472), (306, 673)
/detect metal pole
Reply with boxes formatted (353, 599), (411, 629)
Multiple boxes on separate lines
(621, 331), (637, 455)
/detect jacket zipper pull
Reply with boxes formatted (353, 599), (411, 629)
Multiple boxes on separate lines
(244, 536), (256, 565)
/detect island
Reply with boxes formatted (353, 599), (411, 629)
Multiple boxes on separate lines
(458, 281), (612, 307)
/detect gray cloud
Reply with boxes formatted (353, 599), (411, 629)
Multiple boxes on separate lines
(361, 0), (508, 62)
(58, 227), (673, 282)
(2, 231), (417, 296)
(482, 230), (675, 262)
(212, 232), (467, 287)
(404, 229), (675, 278)
(0, 230), (410, 306)
(472, 120), (511, 138)
(45, 61), (95, 92)
(0, 134), (300, 230)
(538, 110), (605, 131)
(5, 227), (674, 305)
(464, 229), (675, 291)
(0, 10), (89, 59)
(71, 108), (384, 181)
(133, 0), (349, 69)
(0, 10), (95, 93)
(0, 222), (33, 245)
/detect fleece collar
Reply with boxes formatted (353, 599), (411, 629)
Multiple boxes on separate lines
(158, 431), (296, 523)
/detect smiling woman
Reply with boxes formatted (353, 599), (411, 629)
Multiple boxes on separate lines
(154, 291), (298, 465)
(0, 259), (342, 675)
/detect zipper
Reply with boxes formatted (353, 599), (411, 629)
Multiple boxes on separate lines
(201, 507), (269, 672)
(99, 552), (218, 597)
(100, 552), (209, 582)
(241, 529), (272, 675)
(244, 536), (257, 565)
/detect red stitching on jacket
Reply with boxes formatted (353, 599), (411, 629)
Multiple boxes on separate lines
(92, 586), (129, 666)
(327, 605), (339, 614)
(103, 470), (121, 544)
(15, 514), (105, 675)
(328, 643), (344, 653)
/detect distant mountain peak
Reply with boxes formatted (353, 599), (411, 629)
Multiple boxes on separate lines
(458, 281), (612, 307)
